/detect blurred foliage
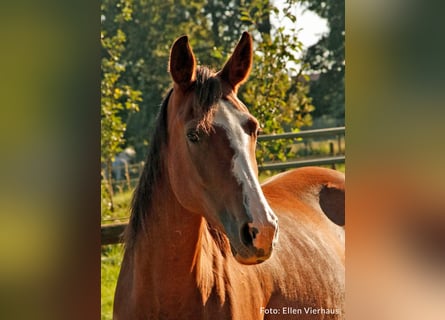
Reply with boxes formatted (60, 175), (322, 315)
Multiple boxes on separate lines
(101, 0), (217, 158)
(100, 0), (317, 165)
(301, 0), (345, 123)
(101, 28), (141, 165)
(101, 0), (142, 212)
(240, 0), (315, 163)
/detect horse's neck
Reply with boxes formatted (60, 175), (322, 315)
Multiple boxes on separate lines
(131, 177), (224, 302)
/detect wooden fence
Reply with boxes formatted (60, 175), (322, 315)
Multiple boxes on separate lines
(101, 127), (345, 245)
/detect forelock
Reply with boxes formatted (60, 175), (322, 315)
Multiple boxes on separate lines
(192, 66), (222, 132)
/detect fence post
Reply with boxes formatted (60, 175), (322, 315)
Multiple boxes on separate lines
(125, 162), (131, 191)
(329, 142), (336, 170)
(337, 134), (342, 154)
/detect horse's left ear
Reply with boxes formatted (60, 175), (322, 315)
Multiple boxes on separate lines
(219, 32), (253, 91)
(169, 35), (196, 91)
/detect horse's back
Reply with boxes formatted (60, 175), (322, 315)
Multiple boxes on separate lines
(262, 167), (344, 226)
(260, 167), (345, 319)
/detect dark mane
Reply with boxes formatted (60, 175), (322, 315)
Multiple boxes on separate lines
(124, 67), (222, 249)
(123, 89), (171, 249)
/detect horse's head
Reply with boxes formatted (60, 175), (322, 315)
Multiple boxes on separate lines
(165, 32), (278, 265)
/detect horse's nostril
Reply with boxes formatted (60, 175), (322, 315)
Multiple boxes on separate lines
(241, 223), (253, 246)
(241, 223), (259, 246)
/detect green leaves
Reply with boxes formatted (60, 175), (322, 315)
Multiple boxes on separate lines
(101, 2), (142, 213)
(100, 0), (318, 168)
(239, 0), (315, 163)
(302, 0), (344, 123)
(101, 27), (141, 165)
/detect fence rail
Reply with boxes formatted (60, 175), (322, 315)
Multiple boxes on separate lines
(257, 126), (345, 142)
(101, 223), (127, 245)
(102, 127), (345, 245)
(259, 155), (345, 171)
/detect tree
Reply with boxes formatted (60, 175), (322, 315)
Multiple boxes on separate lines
(101, 0), (315, 164)
(101, 0), (142, 212)
(102, 0), (217, 160)
(301, 0), (345, 125)
(240, 0), (315, 162)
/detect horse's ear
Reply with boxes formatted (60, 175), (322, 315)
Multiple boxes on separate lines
(169, 35), (196, 91)
(319, 183), (345, 226)
(219, 32), (253, 91)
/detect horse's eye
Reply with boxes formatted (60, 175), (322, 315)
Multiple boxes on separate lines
(244, 118), (261, 137)
(186, 130), (200, 143)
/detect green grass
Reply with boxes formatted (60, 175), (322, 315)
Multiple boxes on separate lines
(101, 190), (131, 318)
(101, 190), (131, 319)
(101, 189), (133, 224)
(101, 244), (124, 320)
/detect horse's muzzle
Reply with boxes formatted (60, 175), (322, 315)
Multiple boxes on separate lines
(232, 221), (278, 265)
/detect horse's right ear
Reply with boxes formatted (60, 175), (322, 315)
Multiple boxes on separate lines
(169, 35), (196, 91)
(219, 32), (253, 92)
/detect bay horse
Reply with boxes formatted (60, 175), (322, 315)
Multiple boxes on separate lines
(114, 32), (345, 319)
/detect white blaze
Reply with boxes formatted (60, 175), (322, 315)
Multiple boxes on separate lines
(213, 100), (277, 226)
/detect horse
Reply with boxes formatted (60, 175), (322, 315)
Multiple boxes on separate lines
(113, 32), (345, 320)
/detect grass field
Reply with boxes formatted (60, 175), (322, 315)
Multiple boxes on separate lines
(101, 243), (124, 319)
(101, 190), (132, 224)
(101, 189), (130, 319)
